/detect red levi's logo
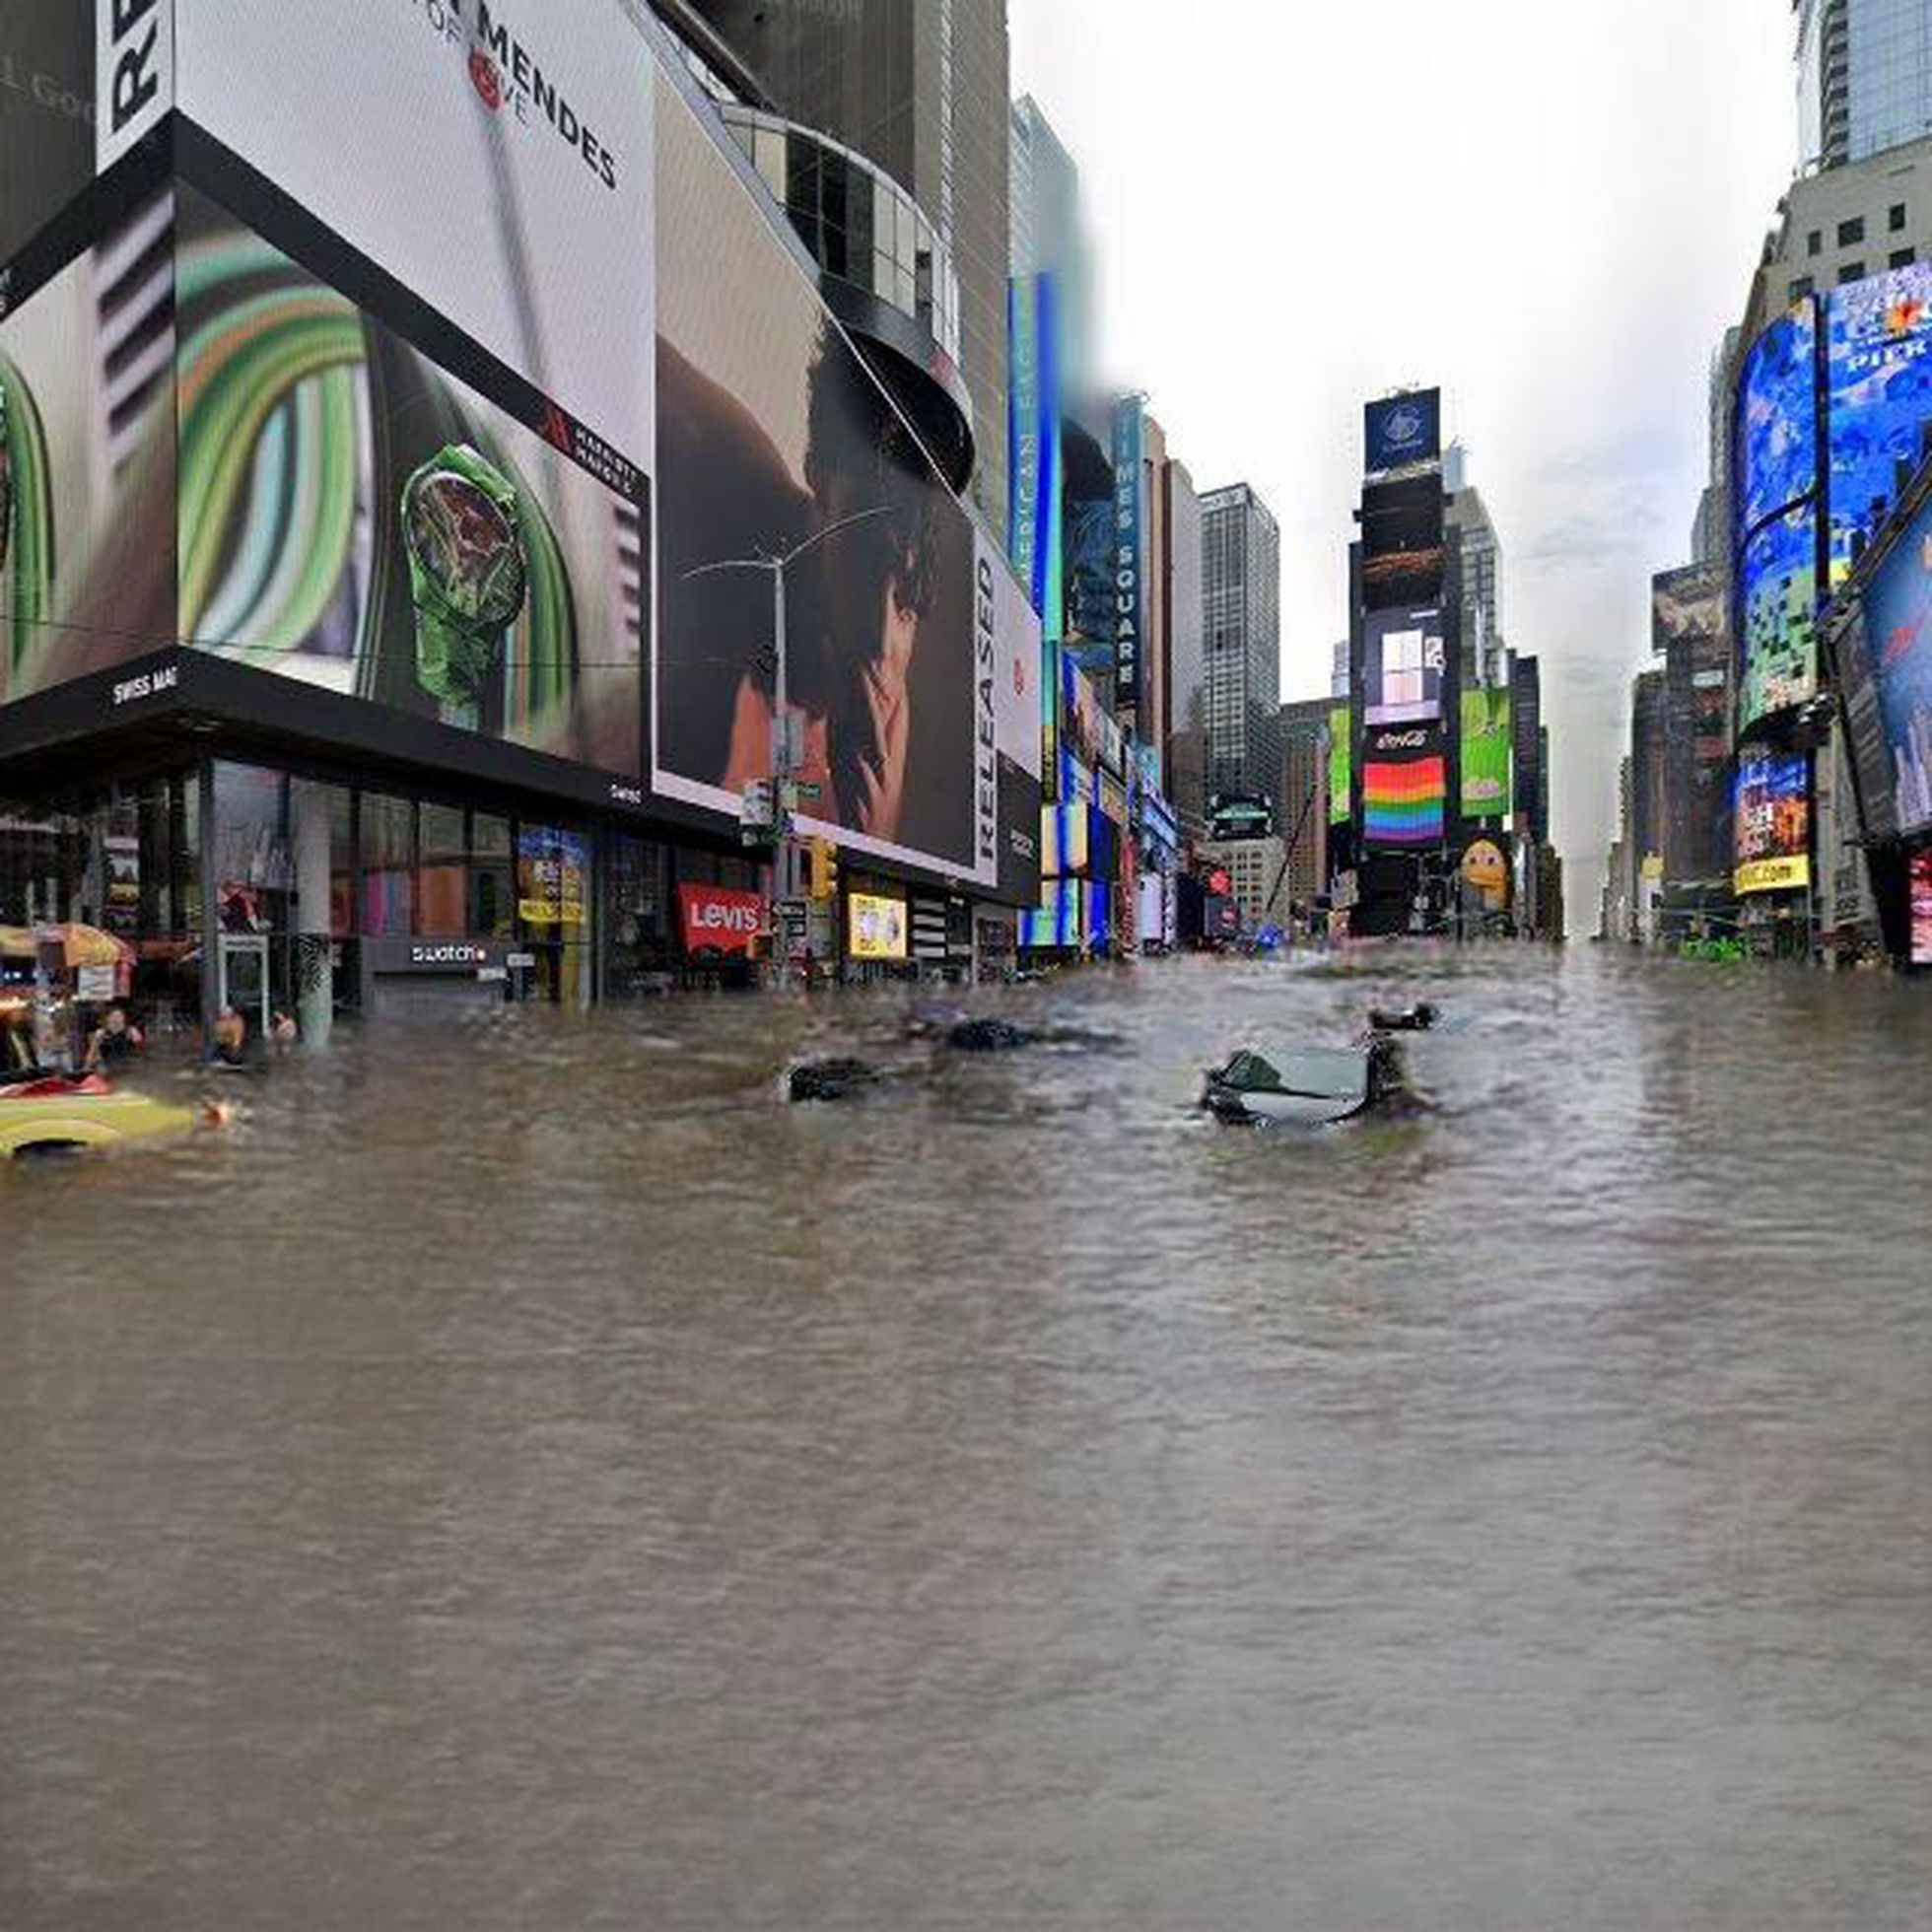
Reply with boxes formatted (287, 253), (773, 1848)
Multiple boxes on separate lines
(678, 884), (764, 956)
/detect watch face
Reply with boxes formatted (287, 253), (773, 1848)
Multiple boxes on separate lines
(404, 466), (526, 627)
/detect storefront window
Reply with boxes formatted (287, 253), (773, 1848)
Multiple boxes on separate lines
(418, 801), (467, 934)
(602, 834), (669, 997)
(471, 812), (515, 938)
(212, 763), (292, 935)
(361, 794), (414, 936)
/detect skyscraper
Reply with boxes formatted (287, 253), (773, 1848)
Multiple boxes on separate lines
(1799, 0), (1932, 172)
(683, 0), (1011, 538)
(1446, 482), (1504, 688)
(1008, 94), (1093, 396)
(1200, 484), (1282, 809)
(1277, 697), (1332, 912)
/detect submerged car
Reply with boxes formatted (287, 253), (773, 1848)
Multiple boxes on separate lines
(0, 1071), (197, 1158)
(1201, 1038), (1411, 1127)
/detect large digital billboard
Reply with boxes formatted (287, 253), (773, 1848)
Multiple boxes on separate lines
(1364, 605), (1446, 724)
(1328, 703), (1351, 824)
(1006, 273), (1063, 634)
(1826, 260), (1932, 584)
(1737, 300), (1819, 535)
(1740, 500), (1819, 731)
(1651, 561), (1726, 654)
(1912, 849), (1932, 966)
(1360, 473), (1445, 606)
(0, 194), (176, 708)
(172, 187), (647, 771)
(654, 63), (1029, 888)
(1362, 723), (1445, 849)
(1460, 686), (1511, 819)
(177, 0), (656, 472)
(1, 6), (172, 274)
(1853, 492), (1932, 837)
(1364, 389), (1440, 476)
(1734, 746), (1812, 895)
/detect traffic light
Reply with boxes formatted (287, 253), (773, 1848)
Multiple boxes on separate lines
(806, 838), (839, 903)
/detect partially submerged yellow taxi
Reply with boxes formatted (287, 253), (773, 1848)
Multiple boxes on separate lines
(0, 1071), (197, 1159)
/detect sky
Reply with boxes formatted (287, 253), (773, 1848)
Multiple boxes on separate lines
(1009, 0), (1795, 922)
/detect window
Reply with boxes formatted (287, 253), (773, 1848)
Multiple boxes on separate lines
(361, 794), (414, 936)
(1838, 216), (1865, 245)
(1808, 229), (1823, 255)
(1839, 260), (1866, 284)
(1789, 275), (1815, 301)
(1892, 202), (1908, 232)
(1893, 247), (1916, 268)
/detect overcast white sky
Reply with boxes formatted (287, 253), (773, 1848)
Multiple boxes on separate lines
(1010, 0), (1795, 914)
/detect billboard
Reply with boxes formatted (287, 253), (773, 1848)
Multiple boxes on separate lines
(0, 5), (172, 274)
(1852, 491), (1932, 836)
(1362, 723), (1445, 849)
(0, 193), (176, 708)
(1360, 473), (1445, 606)
(176, 0), (656, 471)
(1019, 877), (1082, 949)
(1006, 272), (1062, 632)
(1651, 562), (1726, 653)
(654, 64), (1020, 888)
(173, 187), (646, 771)
(1739, 500), (1819, 731)
(1826, 261), (1932, 584)
(1364, 389), (1440, 475)
(1328, 703), (1351, 824)
(1111, 394), (1144, 704)
(1733, 746), (1812, 895)
(1460, 686), (1511, 819)
(1912, 849), (1932, 966)
(848, 890), (908, 961)
(1737, 300), (1819, 535)
(1363, 605), (1446, 724)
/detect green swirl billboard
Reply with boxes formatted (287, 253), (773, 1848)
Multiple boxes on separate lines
(1460, 686), (1511, 820)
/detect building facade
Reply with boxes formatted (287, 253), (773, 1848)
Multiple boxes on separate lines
(0, 1), (1044, 1044)
(1201, 483), (1282, 809)
(1446, 484), (1504, 688)
(1276, 698), (1331, 916)
(1799, 0), (1932, 173)
(685, 0), (1011, 540)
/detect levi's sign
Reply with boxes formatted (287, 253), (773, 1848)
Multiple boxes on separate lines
(678, 884), (764, 956)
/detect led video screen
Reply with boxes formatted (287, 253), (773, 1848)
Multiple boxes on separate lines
(1737, 300), (1819, 535)
(1733, 746), (1811, 896)
(1911, 849), (1932, 966)
(1328, 704), (1351, 824)
(1364, 605), (1446, 724)
(654, 65), (1024, 887)
(1364, 389), (1440, 475)
(174, 188), (647, 774)
(0, 195), (176, 707)
(1739, 501), (1819, 730)
(1853, 489), (1932, 836)
(1826, 260), (1932, 584)
(1362, 724), (1445, 849)
(1460, 686), (1511, 819)
(1361, 474), (1444, 560)
(0, 11), (97, 271)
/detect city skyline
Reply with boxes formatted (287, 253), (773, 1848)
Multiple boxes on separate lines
(1010, 0), (1795, 916)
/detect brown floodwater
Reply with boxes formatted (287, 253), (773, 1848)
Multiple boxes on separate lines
(3, 947), (1929, 1929)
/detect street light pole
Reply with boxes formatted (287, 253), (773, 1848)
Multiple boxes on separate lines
(683, 505), (893, 989)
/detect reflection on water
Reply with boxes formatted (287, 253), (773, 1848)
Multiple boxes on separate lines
(4, 950), (1929, 1929)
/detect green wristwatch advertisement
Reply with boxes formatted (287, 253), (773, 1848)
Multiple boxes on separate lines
(401, 443), (528, 719)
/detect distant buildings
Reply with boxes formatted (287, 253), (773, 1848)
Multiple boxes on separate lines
(1201, 483), (1283, 810)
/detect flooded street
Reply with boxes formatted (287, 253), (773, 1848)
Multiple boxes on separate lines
(3, 949), (1929, 1929)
